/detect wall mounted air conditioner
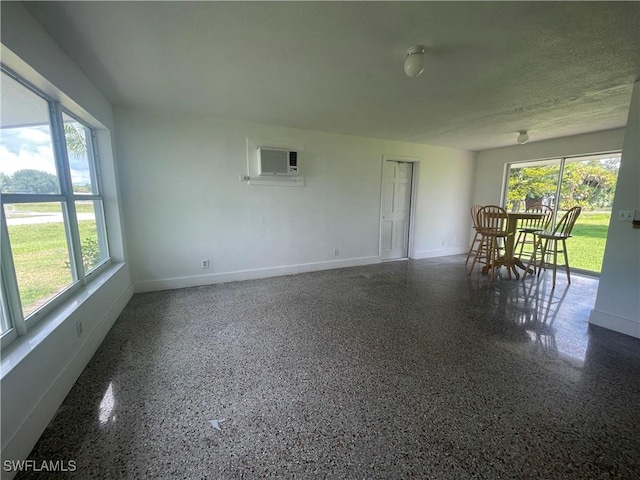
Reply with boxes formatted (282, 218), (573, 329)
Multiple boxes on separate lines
(257, 147), (298, 176)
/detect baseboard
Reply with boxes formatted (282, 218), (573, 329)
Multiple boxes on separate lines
(412, 246), (467, 259)
(1, 283), (134, 480)
(589, 309), (640, 339)
(298, 256), (380, 274)
(134, 256), (381, 293)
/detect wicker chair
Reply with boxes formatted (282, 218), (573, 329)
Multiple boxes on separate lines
(524, 206), (582, 288)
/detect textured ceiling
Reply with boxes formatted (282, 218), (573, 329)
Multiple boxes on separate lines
(24, 1), (640, 151)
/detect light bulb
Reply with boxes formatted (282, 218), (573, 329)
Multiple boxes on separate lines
(404, 45), (425, 78)
(517, 131), (529, 144)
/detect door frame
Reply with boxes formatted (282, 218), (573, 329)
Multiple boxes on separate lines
(378, 155), (420, 261)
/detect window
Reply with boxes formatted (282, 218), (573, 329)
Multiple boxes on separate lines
(0, 279), (10, 336)
(504, 153), (621, 274)
(0, 67), (111, 346)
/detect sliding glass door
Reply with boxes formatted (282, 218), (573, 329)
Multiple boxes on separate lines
(504, 153), (621, 274)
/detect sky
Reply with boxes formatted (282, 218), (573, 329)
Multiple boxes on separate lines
(0, 125), (91, 186)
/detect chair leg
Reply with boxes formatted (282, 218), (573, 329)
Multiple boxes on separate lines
(523, 235), (538, 280)
(552, 239), (558, 289)
(506, 239), (513, 280)
(489, 236), (496, 281)
(468, 235), (483, 276)
(538, 239), (549, 278)
(481, 235), (490, 270)
(562, 239), (571, 284)
(516, 231), (525, 257)
(492, 236), (501, 281)
(532, 236), (542, 274)
(535, 238), (543, 277)
(465, 231), (479, 265)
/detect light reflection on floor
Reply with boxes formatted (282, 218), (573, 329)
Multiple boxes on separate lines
(98, 382), (116, 426)
(467, 266), (597, 364)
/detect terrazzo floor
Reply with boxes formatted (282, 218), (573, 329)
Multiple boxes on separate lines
(17, 256), (640, 479)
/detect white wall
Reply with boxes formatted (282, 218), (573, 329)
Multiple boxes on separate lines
(590, 81), (640, 338)
(114, 109), (476, 292)
(0, 3), (133, 475)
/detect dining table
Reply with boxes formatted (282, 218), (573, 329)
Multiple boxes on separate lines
(487, 211), (549, 279)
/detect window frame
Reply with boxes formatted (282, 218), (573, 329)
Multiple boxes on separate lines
(0, 66), (112, 347)
(502, 151), (622, 215)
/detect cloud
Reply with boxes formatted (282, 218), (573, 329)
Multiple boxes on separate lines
(1, 126), (56, 175)
(70, 167), (91, 186)
(0, 143), (57, 176)
(20, 127), (52, 144)
(0, 126), (51, 155)
(1, 125), (91, 186)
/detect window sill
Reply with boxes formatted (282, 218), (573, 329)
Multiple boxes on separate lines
(0, 262), (127, 379)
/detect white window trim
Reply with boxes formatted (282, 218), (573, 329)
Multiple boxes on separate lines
(0, 66), (112, 348)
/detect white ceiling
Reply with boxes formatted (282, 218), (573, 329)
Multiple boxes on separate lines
(24, 1), (640, 151)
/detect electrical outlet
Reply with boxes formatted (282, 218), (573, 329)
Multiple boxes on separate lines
(618, 209), (635, 222)
(76, 321), (83, 338)
(334, 249), (339, 257)
(201, 259), (210, 269)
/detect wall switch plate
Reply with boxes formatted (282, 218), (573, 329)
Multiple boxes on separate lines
(618, 209), (635, 222)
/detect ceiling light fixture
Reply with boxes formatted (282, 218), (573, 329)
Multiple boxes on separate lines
(517, 131), (529, 144)
(404, 45), (426, 78)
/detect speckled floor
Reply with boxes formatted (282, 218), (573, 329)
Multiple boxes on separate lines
(18, 256), (640, 479)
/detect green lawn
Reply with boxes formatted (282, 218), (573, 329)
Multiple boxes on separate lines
(564, 212), (610, 273)
(5, 201), (94, 215)
(7, 219), (99, 317)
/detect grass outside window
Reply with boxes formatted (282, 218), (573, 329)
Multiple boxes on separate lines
(566, 212), (611, 273)
(5, 202), (101, 317)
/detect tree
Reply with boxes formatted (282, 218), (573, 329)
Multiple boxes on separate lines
(64, 122), (93, 193)
(507, 165), (558, 211)
(558, 160), (618, 210)
(2, 169), (59, 194)
(64, 122), (87, 157)
(0, 172), (11, 192)
(0, 125), (89, 195)
(508, 159), (619, 212)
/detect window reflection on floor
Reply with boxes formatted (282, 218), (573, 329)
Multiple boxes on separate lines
(98, 382), (116, 426)
(467, 269), (595, 364)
